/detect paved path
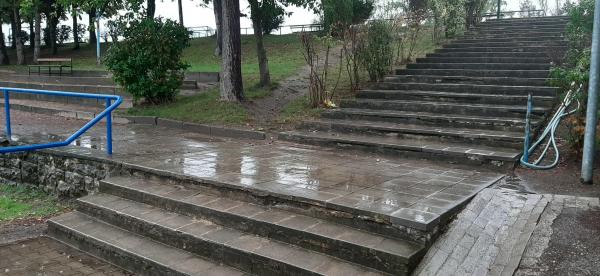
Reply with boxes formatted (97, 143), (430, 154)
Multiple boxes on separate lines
(1, 110), (503, 232)
(415, 188), (600, 276)
(0, 237), (130, 275)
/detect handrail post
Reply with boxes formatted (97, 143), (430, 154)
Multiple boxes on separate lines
(523, 94), (533, 163)
(497, 0), (501, 19)
(3, 89), (11, 140)
(106, 98), (113, 155)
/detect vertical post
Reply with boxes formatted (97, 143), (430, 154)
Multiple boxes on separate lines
(3, 89), (11, 140)
(523, 94), (533, 163)
(105, 98), (113, 155)
(96, 12), (101, 65)
(497, 0), (502, 19)
(581, 0), (600, 184)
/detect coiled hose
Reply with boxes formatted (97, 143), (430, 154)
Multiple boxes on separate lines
(520, 85), (581, 170)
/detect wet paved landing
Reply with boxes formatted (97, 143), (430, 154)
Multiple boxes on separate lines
(3, 110), (503, 229)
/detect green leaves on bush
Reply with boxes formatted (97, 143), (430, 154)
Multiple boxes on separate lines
(104, 18), (190, 104)
(358, 20), (395, 82)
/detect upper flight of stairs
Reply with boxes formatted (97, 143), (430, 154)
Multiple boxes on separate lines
(280, 16), (569, 169)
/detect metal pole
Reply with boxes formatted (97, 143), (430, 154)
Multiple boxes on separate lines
(497, 0), (502, 19)
(105, 98), (112, 155)
(523, 94), (533, 163)
(581, 0), (600, 184)
(3, 90), (11, 140)
(96, 12), (101, 65)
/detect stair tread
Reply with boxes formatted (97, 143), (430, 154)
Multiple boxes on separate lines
(280, 130), (521, 161)
(308, 119), (524, 140)
(346, 98), (549, 112)
(360, 89), (555, 98)
(49, 212), (247, 276)
(78, 192), (391, 275)
(328, 108), (537, 123)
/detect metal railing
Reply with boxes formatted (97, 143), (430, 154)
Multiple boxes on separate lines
(0, 87), (122, 155)
(482, 9), (547, 20)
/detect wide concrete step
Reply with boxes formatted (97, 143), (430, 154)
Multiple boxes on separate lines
(461, 31), (566, 39)
(322, 108), (537, 132)
(437, 46), (567, 53)
(477, 19), (569, 27)
(406, 63), (551, 70)
(278, 131), (521, 168)
(426, 52), (557, 58)
(446, 40), (566, 48)
(416, 57), (551, 64)
(47, 212), (246, 276)
(372, 82), (557, 97)
(396, 68), (551, 78)
(97, 177), (425, 274)
(356, 89), (555, 106)
(481, 16), (569, 24)
(455, 35), (565, 43)
(301, 119), (523, 148)
(76, 193), (390, 276)
(471, 25), (567, 33)
(383, 75), (551, 86)
(340, 99), (549, 118)
(0, 74), (116, 86)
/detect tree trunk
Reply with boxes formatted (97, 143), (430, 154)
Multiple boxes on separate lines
(88, 8), (97, 45)
(220, 0), (244, 101)
(178, 0), (184, 26)
(249, 0), (270, 87)
(13, 5), (24, 65)
(213, 0), (223, 56)
(0, 16), (9, 65)
(9, 13), (16, 49)
(147, 0), (156, 18)
(29, 19), (34, 49)
(72, 5), (80, 50)
(33, 11), (41, 64)
(49, 13), (58, 55)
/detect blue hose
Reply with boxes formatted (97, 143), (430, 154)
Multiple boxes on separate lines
(520, 85), (581, 170)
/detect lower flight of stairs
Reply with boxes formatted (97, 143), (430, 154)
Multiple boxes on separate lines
(48, 175), (426, 275)
(280, 16), (569, 169)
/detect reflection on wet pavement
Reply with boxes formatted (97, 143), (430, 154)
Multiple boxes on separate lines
(1, 111), (503, 227)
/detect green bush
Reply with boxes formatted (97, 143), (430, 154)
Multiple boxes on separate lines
(322, 0), (374, 32)
(358, 20), (395, 81)
(104, 18), (190, 104)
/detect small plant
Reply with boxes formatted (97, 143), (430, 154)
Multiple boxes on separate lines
(358, 20), (395, 82)
(300, 32), (340, 108)
(104, 18), (190, 104)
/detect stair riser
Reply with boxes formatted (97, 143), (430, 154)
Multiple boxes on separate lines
(278, 133), (518, 170)
(407, 63), (551, 70)
(301, 122), (522, 149)
(416, 57), (551, 64)
(437, 47), (567, 53)
(97, 182), (417, 274)
(470, 26), (567, 33)
(465, 28), (565, 35)
(383, 76), (550, 86)
(476, 21), (569, 27)
(426, 52), (558, 58)
(372, 83), (557, 96)
(322, 111), (528, 132)
(75, 200), (319, 276)
(395, 69), (551, 78)
(340, 100), (546, 118)
(461, 32), (566, 39)
(47, 221), (185, 276)
(447, 41), (566, 48)
(455, 36), (564, 43)
(356, 91), (555, 106)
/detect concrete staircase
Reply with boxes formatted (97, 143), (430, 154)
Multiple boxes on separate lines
(48, 175), (427, 275)
(280, 16), (569, 169)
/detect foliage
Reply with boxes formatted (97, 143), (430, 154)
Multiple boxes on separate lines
(357, 20), (394, 81)
(104, 18), (190, 104)
(321, 0), (374, 32)
(0, 184), (67, 221)
(299, 32), (339, 107)
(549, 0), (596, 154)
(56, 25), (72, 45)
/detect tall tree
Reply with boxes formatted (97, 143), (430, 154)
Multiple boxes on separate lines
(71, 4), (79, 49)
(220, 0), (244, 101)
(88, 8), (96, 44)
(248, 0), (271, 86)
(212, 0), (223, 56)
(177, 0), (183, 25)
(33, 9), (40, 62)
(0, 9), (10, 65)
(147, 0), (155, 18)
(12, 0), (25, 64)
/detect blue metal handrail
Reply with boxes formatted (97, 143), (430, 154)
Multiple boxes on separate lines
(0, 87), (122, 155)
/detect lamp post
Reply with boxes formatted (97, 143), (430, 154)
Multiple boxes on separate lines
(581, 0), (600, 184)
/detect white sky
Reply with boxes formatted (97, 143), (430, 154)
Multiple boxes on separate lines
(0, 0), (566, 39)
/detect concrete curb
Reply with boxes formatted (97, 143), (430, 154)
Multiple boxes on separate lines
(120, 116), (267, 140)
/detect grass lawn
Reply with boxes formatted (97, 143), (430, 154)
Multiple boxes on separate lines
(0, 185), (69, 221)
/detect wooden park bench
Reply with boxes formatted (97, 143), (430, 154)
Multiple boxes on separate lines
(28, 58), (73, 76)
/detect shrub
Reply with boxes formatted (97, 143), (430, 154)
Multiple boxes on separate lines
(104, 18), (190, 104)
(358, 20), (395, 81)
(321, 0), (374, 32)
